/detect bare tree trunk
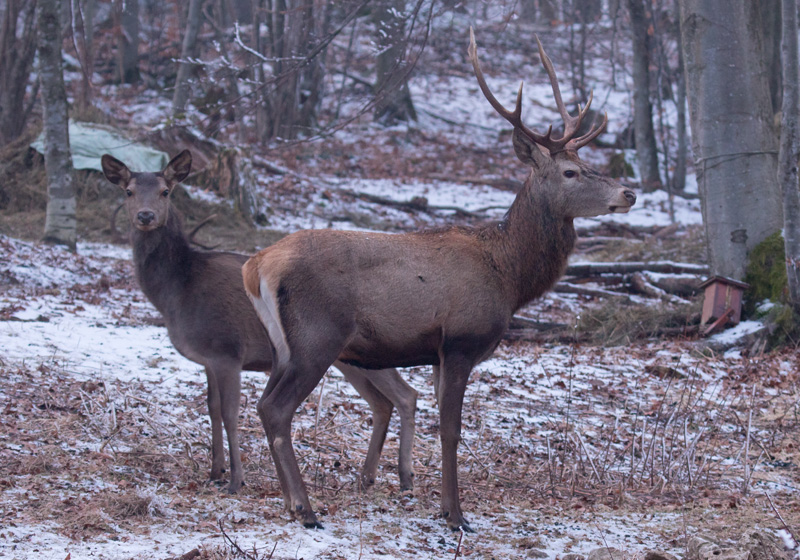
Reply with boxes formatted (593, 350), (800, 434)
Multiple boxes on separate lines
(566, 1), (588, 101)
(780, 0), (800, 309)
(373, 0), (416, 125)
(38, 0), (76, 250)
(70, 0), (95, 112)
(518, 0), (537, 22)
(115, 0), (139, 83)
(539, 0), (558, 22)
(172, 0), (204, 114)
(759, 0), (783, 116)
(628, 0), (661, 188)
(263, 0), (327, 140)
(252, 0), (268, 141)
(575, 0), (601, 21)
(0, 0), (38, 146)
(674, 0), (686, 192)
(680, 0), (782, 280)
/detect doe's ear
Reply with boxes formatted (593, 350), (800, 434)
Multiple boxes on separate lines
(163, 150), (192, 184)
(512, 129), (550, 169)
(101, 154), (131, 187)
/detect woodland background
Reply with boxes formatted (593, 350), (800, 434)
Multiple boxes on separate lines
(2, 1), (800, 559)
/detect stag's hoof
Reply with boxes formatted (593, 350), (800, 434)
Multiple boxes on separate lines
(292, 504), (323, 529)
(443, 511), (475, 533)
(359, 473), (376, 491)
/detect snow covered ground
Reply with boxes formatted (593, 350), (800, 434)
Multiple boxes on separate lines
(3, 9), (797, 560)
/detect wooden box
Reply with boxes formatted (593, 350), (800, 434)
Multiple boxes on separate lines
(699, 275), (749, 326)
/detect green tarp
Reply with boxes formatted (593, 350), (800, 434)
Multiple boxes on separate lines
(31, 121), (168, 172)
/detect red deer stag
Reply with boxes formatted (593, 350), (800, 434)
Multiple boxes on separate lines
(101, 151), (417, 495)
(242, 30), (636, 531)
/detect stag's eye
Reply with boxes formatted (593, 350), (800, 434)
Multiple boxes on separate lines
(563, 170), (578, 178)
(162, 189), (170, 198)
(126, 189), (133, 197)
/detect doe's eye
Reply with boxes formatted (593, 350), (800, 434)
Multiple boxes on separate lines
(563, 170), (578, 178)
(162, 189), (170, 198)
(126, 189), (133, 197)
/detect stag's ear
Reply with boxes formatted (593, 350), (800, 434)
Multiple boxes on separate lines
(163, 150), (192, 184)
(512, 129), (550, 169)
(101, 154), (131, 187)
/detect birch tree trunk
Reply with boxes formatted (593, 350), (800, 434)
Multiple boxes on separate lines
(628, 0), (661, 188)
(38, 0), (77, 250)
(780, 0), (800, 309)
(680, 0), (782, 280)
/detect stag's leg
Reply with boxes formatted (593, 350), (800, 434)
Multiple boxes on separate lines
(257, 354), (335, 529)
(257, 365), (292, 508)
(437, 352), (475, 533)
(367, 368), (417, 491)
(209, 360), (244, 493)
(432, 365), (441, 403)
(335, 362), (393, 490)
(204, 367), (226, 482)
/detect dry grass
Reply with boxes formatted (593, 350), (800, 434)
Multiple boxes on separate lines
(577, 299), (702, 346)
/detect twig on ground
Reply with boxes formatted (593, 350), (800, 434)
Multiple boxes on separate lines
(454, 527), (465, 559)
(765, 492), (799, 546)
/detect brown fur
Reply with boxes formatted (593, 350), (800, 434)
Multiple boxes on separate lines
(101, 151), (418, 495)
(243, 36), (636, 531)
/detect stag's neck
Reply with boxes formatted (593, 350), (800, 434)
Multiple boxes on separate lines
(492, 176), (576, 310)
(131, 210), (193, 316)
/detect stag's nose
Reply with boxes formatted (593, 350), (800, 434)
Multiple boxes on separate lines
(137, 211), (155, 225)
(623, 190), (637, 205)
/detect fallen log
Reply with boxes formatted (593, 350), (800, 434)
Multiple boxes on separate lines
(566, 261), (709, 276)
(631, 272), (690, 305)
(554, 282), (631, 300)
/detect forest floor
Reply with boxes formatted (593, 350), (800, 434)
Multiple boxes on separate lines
(2, 10), (800, 560)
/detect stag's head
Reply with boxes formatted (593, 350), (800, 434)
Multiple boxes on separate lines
(102, 150), (192, 231)
(468, 29), (635, 218)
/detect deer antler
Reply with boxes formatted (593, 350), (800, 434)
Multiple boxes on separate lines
(468, 28), (607, 154)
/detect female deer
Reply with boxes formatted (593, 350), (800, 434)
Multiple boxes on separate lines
(102, 151), (417, 495)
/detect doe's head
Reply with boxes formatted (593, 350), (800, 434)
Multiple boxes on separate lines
(468, 28), (636, 219)
(101, 150), (192, 231)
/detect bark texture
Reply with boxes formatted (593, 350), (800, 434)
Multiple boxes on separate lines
(115, 0), (139, 83)
(373, 0), (417, 125)
(0, 0), (38, 146)
(628, 0), (661, 188)
(38, 0), (77, 250)
(780, 0), (800, 309)
(262, 0), (328, 140)
(680, 0), (782, 279)
(172, 0), (204, 114)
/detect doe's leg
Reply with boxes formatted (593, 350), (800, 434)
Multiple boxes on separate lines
(209, 360), (244, 493)
(367, 367), (417, 491)
(204, 367), (226, 482)
(336, 362), (393, 491)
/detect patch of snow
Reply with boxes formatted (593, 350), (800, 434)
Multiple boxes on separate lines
(709, 320), (765, 345)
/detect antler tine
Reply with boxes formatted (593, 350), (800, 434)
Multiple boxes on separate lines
(469, 27), (547, 145)
(535, 36), (576, 132)
(535, 35), (606, 152)
(569, 110), (608, 150)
